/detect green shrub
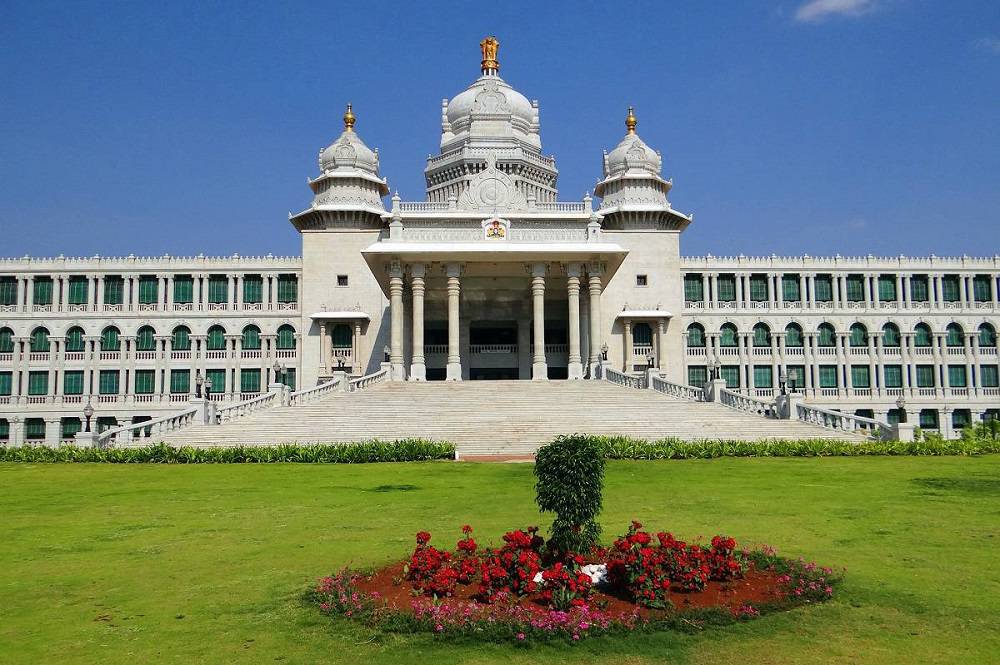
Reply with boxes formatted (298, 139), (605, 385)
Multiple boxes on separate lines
(0, 439), (455, 464)
(534, 434), (605, 554)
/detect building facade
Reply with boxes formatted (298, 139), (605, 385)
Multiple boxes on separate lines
(1, 37), (997, 445)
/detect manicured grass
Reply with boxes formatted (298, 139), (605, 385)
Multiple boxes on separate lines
(1, 457), (997, 664)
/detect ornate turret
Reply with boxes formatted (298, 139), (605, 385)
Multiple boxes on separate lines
(424, 36), (558, 208)
(594, 107), (691, 231)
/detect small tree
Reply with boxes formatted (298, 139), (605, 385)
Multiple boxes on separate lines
(534, 434), (605, 554)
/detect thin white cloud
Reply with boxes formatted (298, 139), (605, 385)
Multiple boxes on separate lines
(795, 0), (878, 23)
(974, 37), (1000, 54)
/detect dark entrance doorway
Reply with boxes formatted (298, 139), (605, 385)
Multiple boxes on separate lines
(470, 367), (519, 380)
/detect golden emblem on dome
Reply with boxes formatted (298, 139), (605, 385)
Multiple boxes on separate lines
(343, 103), (356, 132)
(480, 35), (500, 72)
(625, 106), (637, 134)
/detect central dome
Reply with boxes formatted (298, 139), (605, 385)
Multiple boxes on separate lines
(445, 75), (535, 128)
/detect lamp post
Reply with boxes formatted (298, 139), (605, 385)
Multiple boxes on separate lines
(895, 396), (907, 424)
(383, 344), (390, 363)
(337, 355), (345, 371)
(646, 353), (654, 369)
(204, 376), (213, 400)
(709, 358), (720, 380)
(779, 369), (788, 396)
(83, 399), (94, 433)
(195, 370), (203, 398)
(272, 361), (281, 386)
(600, 342), (608, 362)
(789, 375), (798, 394)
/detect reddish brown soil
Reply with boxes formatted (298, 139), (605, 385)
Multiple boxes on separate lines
(355, 561), (784, 619)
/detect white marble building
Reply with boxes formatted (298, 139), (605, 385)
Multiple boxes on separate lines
(1, 37), (997, 445)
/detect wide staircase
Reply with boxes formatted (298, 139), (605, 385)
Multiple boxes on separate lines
(163, 380), (861, 456)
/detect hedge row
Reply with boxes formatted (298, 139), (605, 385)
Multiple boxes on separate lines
(0, 440), (455, 464)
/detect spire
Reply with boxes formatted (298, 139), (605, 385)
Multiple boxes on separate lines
(625, 106), (637, 135)
(343, 103), (356, 132)
(480, 35), (500, 75)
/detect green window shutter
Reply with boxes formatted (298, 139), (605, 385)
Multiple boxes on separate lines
(910, 276), (929, 302)
(782, 275), (800, 301)
(65, 328), (85, 351)
(173, 276), (193, 304)
(947, 365), (967, 387)
(0, 419), (8, 440)
(172, 328), (191, 351)
(914, 326), (932, 347)
(0, 329), (12, 353)
(243, 275), (263, 303)
(973, 275), (992, 302)
(877, 276), (896, 301)
(134, 370), (155, 394)
(136, 327), (156, 351)
(63, 371), (84, 395)
(242, 327), (261, 350)
(61, 418), (81, 439)
(683, 275), (703, 301)
(814, 275), (833, 302)
(919, 410), (938, 429)
(915, 365), (935, 388)
(170, 369), (190, 394)
(979, 325), (997, 347)
(101, 328), (120, 351)
(845, 275), (864, 301)
(850, 365), (870, 388)
(332, 324), (352, 348)
(753, 366), (773, 388)
(68, 276), (88, 305)
(28, 371), (49, 395)
(749, 275), (768, 301)
(787, 365), (805, 387)
(205, 368), (226, 394)
(946, 325), (964, 347)
(817, 325), (835, 347)
(33, 277), (53, 305)
(818, 365), (838, 388)
(883, 365), (903, 388)
(0, 277), (17, 306)
(281, 368), (296, 391)
(0, 372), (11, 396)
(240, 369), (261, 393)
(719, 326), (737, 347)
(784, 326), (803, 347)
(941, 276), (960, 302)
(980, 365), (999, 388)
(208, 276), (228, 303)
(103, 276), (124, 305)
(717, 275), (736, 302)
(720, 366), (740, 388)
(207, 327), (226, 350)
(687, 366), (707, 387)
(277, 275), (297, 303)
(686, 326), (705, 347)
(276, 326), (295, 349)
(882, 325), (900, 347)
(138, 276), (158, 304)
(25, 418), (46, 440)
(99, 370), (119, 395)
(849, 325), (867, 347)
(752, 325), (770, 347)
(31, 328), (50, 352)
(952, 410), (971, 429)
(96, 417), (118, 433)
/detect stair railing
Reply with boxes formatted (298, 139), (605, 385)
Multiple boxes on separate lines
(649, 374), (705, 401)
(289, 376), (343, 406)
(603, 366), (646, 389)
(348, 367), (389, 392)
(216, 391), (277, 424)
(795, 402), (885, 437)
(718, 387), (778, 418)
(97, 406), (200, 447)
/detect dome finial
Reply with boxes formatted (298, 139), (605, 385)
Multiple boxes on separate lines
(625, 106), (637, 134)
(343, 103), (356, 132)
(480, 35), (500, 74)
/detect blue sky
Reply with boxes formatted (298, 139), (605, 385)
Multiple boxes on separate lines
(1, 0), (997, 258)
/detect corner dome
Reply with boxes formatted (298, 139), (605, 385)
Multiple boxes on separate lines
(319, 104), (381, 176)
(603, 107), (663, 178)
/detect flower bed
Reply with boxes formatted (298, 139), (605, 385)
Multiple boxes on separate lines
(308, 523), (841, 642)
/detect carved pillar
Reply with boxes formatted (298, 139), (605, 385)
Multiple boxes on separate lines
(588, 266), (603, 374)
(409, 264), (426, 381)
(446, 263), (462, 381)
(530, 263), (547, 381)
(622, 319), (633, 373)
(318, 322), (328, 376)
(389, 262), (405, 381)
(566, 263), (583, 379)
(352, 321), (362, 375)
(656, 319), (667, 371)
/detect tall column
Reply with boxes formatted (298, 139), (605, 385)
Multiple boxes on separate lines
(25, 275), (34, 310)
(622, 319), (633, 373)
(701, 273), (710, 306)
(871, 273), (880, 308)
(903, 274), (912, 308)
(352, 321), (362, 375)
(735, 273), (745, 308)
(566, 263), (583, 379)
(959, 274), (970, 310)
(901, 332), (913, 394)
(864, 273), (873, 308)
(806, 273), (815, 308)
(446, 263), (462, 381)
(409, 264), (426, 381)
(318, 322), (328, 375)
(388, 262), (405, 381)
(895, 273), (904, 308)
(588, 265), (603, 375)
(166, 275), (175, 310)
(235, 274), (244, 310)
(803, 333), (815, 395)
(773, 273), (783, 308)
(831, 274), (840, 309)
(708, 273), (718, 308)
(530, 263), (548, 380)
(930, 274), (941, 308)
(656, 319), (667, 371)
(932, 332), (945, 397)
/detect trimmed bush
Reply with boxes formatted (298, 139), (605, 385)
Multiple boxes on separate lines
(534, 434), (605, 554)
(0, 440), (454, 464)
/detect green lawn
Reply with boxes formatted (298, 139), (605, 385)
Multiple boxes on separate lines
(1, 457), (997, 664)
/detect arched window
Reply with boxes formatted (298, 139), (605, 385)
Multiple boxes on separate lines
(100, 326), (120, 351)
(65, 326), (85, 352)
(30, 327), (50, 352)
(686, 323), (705, 348)
(817, 323), (836, 347)
(136, 325), (156, 352)
(979, 323), (997, 348)
(881, 323), (901, 347)
(241, 325), (261, 350)
(172, 326), (191, 351)
(276, 324), (296, 350)
(945, 323), (964, 347)
(719, 323), (738, 348)
(914, 323), (932, 347)
(752, 323), (771, 347)
(206, 325), (226, 351)
(849, 323), (868, 347)
(0, 327), (14, 353)
(784, 323), (803, 348)
(331, 324), (351, 348)
(632, 322), (653, 346)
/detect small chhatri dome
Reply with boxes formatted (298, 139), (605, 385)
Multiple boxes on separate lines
(602, 106), (663, 178)
(319, 103), (380, 176)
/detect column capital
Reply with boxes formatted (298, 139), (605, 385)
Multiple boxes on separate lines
(444, 262), (464, 278)
(586, 261), (604, 276)
(408, 262), (426, 279)
(563, 262), (583, 278)
(526, 262), (548, 277)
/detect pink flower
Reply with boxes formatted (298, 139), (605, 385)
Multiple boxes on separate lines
(517, 632), (525, 641)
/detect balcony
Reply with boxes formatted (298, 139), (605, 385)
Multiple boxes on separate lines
(472, 344), (517, 354)
(686, 346), (707, 356)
